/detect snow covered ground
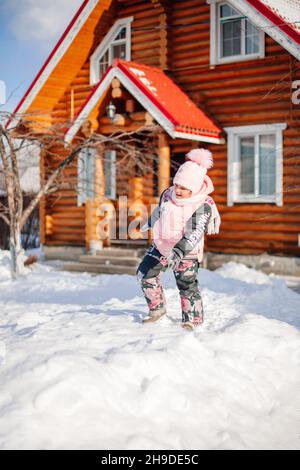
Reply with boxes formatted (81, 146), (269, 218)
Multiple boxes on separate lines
(0, 249), (300, 450)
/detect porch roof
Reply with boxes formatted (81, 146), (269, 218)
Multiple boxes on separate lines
(64, 59), (225, 145)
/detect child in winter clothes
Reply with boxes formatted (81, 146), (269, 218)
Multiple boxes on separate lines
(137, 148), (221, 330)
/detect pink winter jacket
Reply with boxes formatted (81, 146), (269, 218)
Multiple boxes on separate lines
(152, 185), (213, 262)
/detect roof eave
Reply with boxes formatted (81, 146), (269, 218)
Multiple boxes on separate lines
(173, 131), (225, 144)
(230, 0), (300, 60)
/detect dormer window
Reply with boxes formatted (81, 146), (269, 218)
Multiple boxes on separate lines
(90, 17), (133, 85)
(208, 1), (264, 65)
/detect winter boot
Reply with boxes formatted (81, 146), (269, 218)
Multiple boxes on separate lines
(181, 321), (194, 331)
(142, 308), (166, 324)
(181, 315), (203, 331)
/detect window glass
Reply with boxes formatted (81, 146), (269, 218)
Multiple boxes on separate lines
(115, 27), (126, 40)
(246, 21), (259, 54)
(112, 42), (126, 60)
(99, 49), (109, 77)
(239, 136), (255, 194)
(219, 2), (260, 59)
(221, 19), (241, 57)
(220, 4), (239, 18)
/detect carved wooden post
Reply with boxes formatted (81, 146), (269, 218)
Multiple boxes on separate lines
(39, 148), (46, 245)
(84, 144), (105, 252)
(85, 198), (93, 252)
(82, 121), (105, 253)
(95, 143), (105, 201)
(158, 133), (170, 195)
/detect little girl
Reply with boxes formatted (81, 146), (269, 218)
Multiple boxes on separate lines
(137, 148), (220, 330)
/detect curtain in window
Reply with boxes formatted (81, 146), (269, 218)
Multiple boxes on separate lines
(221, 19), (241, 57)
(77, 148), (96, 206)
(239, 136), (255, 194)
(259, 134), (276, 195)
(104, 150), (116, 200)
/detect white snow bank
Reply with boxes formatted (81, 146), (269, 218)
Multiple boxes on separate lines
(216, 261), (272, 285)
(0, 341), (6, 366)
(0, 251), (11, 281)
(0, 250), (30, 281)
(0, 255), (299, 450)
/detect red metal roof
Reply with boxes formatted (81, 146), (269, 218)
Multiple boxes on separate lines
(117, 60), (224, 140)
(245, 0), (300, 44)
(65, 59), (224, 144)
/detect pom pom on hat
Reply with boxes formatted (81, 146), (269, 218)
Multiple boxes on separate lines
(186, 148), (213, 169)
(173, 148), (214, 194)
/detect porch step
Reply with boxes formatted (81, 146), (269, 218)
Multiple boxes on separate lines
(80, 255), (140, 267)
(63, 262), (138, 276)
(63, 245), (148, 275)
(95, 247), (147, 257)
(109, 239), (149, 247)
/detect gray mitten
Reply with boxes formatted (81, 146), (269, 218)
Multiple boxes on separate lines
(167, 250), (182, 270)
(207, 202), (221, 235)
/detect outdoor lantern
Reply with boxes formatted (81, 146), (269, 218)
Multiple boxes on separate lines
(106, 101), (116, 122)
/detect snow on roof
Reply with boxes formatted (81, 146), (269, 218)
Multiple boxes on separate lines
(230, 0), (300, 59)
(260, 0), (300, 34)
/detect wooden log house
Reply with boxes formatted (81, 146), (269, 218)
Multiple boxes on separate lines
(7, 0), (300, 259)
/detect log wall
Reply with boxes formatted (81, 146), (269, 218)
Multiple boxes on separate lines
(42, 0), (300, 256)
(170, 0), (300, 256)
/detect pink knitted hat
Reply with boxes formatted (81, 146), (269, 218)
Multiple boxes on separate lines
(173, 148), (213, 194)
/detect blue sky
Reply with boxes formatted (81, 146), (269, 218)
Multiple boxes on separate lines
(0, 0), (82, 112)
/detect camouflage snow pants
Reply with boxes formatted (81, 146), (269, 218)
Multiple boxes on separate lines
(137, 245), (204, 324)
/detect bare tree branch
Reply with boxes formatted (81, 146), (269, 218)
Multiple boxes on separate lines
(1, 108), (162, 277)
(1, 126), (23, 220)
(0, 211), (10, 225)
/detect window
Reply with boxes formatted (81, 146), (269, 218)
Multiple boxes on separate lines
(90, 17), (133, 85)
(208, 0), (264, 65)
(225, 124), (287, 206)
(104, 150), (116, 200)
(77, 147), (96, 206)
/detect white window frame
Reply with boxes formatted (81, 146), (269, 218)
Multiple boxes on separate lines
(225, 123), (287, 206)
(104, 150), (117, 200)
(207, 0), (264, 66)
(77, 147), (96, 206)
(90, 17), (133, 85)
